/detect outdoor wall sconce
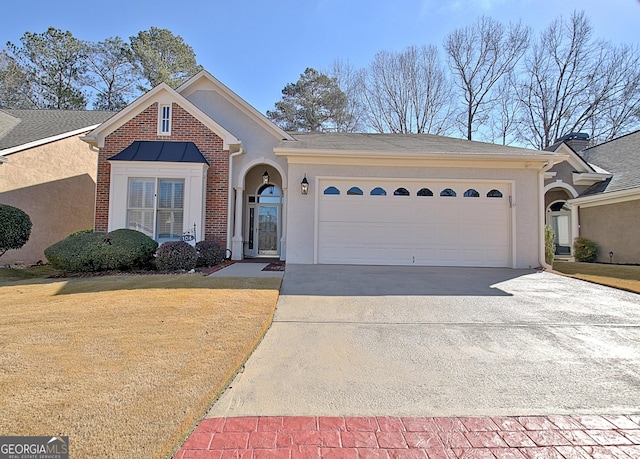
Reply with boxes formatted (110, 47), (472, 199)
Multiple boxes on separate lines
(301, 175), (309, 195)
(262, 170), (269, 184)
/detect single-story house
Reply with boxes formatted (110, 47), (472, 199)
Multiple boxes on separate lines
(82, 70), (567, 269)
(0, 109), (113, 266)
(544, 131), (640, 264)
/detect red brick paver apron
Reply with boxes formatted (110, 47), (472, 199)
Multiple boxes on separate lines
(174, 414), (640, 458)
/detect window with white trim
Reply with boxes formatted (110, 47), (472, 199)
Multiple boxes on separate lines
(159, 104), (171, 135)
(127, 178), (184, 241)
(127, 178), (155, 237)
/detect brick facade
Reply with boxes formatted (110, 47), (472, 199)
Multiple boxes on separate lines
(95, 102), (229, 246)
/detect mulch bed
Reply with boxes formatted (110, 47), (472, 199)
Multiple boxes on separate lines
(45, 261), (236, 278)
(262, 262), (285, 272)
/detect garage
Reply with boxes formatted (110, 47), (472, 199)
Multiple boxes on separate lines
(317, 179), (512, 267)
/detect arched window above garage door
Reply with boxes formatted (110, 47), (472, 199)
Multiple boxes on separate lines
(370, 187), (387, 196)
(417, 188), (433, 197)
(347, 186), (363, 195)
(323, 186), (340, 195)
(440, 188), (456, 197)
(464, 188), (480, 197)
(394, 187), (410, 196)
(487, 189), (503, 198)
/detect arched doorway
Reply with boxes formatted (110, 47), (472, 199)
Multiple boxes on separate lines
(547, 200), (572, 256)
(246, 183), (282, 257)
(241, 165), (284, 258)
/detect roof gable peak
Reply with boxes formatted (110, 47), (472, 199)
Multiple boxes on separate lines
(83, 82), (240, 149)
(177, 70), (293, 142)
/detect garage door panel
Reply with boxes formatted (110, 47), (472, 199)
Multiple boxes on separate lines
(318, 180), (511, 267)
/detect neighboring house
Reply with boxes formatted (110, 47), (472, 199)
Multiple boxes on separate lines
(82, 70), (566, 269)
(544, 131), (640, 264)
(0, 109), (114, 265)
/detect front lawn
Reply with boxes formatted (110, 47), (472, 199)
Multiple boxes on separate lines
(0, 271), (281, 458)
(552, 261), (640, 294)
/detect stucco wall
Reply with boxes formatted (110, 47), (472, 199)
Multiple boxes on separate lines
(187, 89), (288, 190)
(285, 162), (542, 269)
(0, 135), (97, 265)
(579, 199), (640, 264)
(545, 189), (572, 209)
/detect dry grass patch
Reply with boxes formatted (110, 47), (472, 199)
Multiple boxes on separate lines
(0, 273), (281, 458)
(553, 261), (640, 294)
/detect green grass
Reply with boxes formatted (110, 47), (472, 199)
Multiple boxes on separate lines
(553, 261), (640, 294)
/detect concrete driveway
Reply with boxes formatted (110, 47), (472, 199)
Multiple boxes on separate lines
(208, 265), (640, 418)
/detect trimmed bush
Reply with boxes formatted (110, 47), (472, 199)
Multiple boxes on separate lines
(544, 225), (555, 265)
(68, 228), (93, 237)
(156, 241), (197, 271)
(0, 204), (32, 258)
(44, 229), (158, 272)
(573, 237), (598, 262)
(195, 240), (225, 267)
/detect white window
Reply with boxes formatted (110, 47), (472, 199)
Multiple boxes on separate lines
(157, 179), (184, 241)
(158, 104), (171, 135)
(127, 178), (184, 242)
(127, 178), (155, 237)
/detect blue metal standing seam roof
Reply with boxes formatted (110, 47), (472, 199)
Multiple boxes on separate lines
(109, 141), (209, 165)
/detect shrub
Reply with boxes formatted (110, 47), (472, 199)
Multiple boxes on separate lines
(195, 240), (225, 267)
(44, 229), (158, 272)
(544, 225), (555, 265)
(156, 241), (197, 271)
(573, 237), (598, 262)
(68, 228), (93, 237)
(0, 204), (32, 258)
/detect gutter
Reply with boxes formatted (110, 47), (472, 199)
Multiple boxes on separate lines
(2, 125), (101, 155)
(226, 145), (245, 255)
(539, 159), (560, 269)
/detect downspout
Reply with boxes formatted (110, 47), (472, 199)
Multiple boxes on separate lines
(539, 159), (557, 270)
(226, 145), (245, 256)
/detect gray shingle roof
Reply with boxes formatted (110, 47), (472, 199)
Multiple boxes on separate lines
(280, 132), (552, 157)
(0, 109), (114, 152)
(579, 130), (640, 195)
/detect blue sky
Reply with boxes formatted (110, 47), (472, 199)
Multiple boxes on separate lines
(2, 0), (639, 114)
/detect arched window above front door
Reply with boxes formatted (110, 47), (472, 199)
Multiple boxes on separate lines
(548, 201), (569, 212)
(258, 184), (282, 203)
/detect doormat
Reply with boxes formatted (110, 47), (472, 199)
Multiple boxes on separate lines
(262, 262), (285, 271)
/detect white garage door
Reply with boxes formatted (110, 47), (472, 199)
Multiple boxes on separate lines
(317, 180), (512, 267)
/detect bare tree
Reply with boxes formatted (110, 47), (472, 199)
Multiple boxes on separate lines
(84, 37), (140, 110)
(327, 59), (366, 132)
(586, 43), (640, 142)
(362, 45), (453, 134)
(485, 73), (521, 145)
(515, 11), (640, 148)
(445, 16), (530, 140)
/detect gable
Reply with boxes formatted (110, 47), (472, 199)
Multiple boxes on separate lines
(83, 83), (240, 151)
(178, 70), (293, 143)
